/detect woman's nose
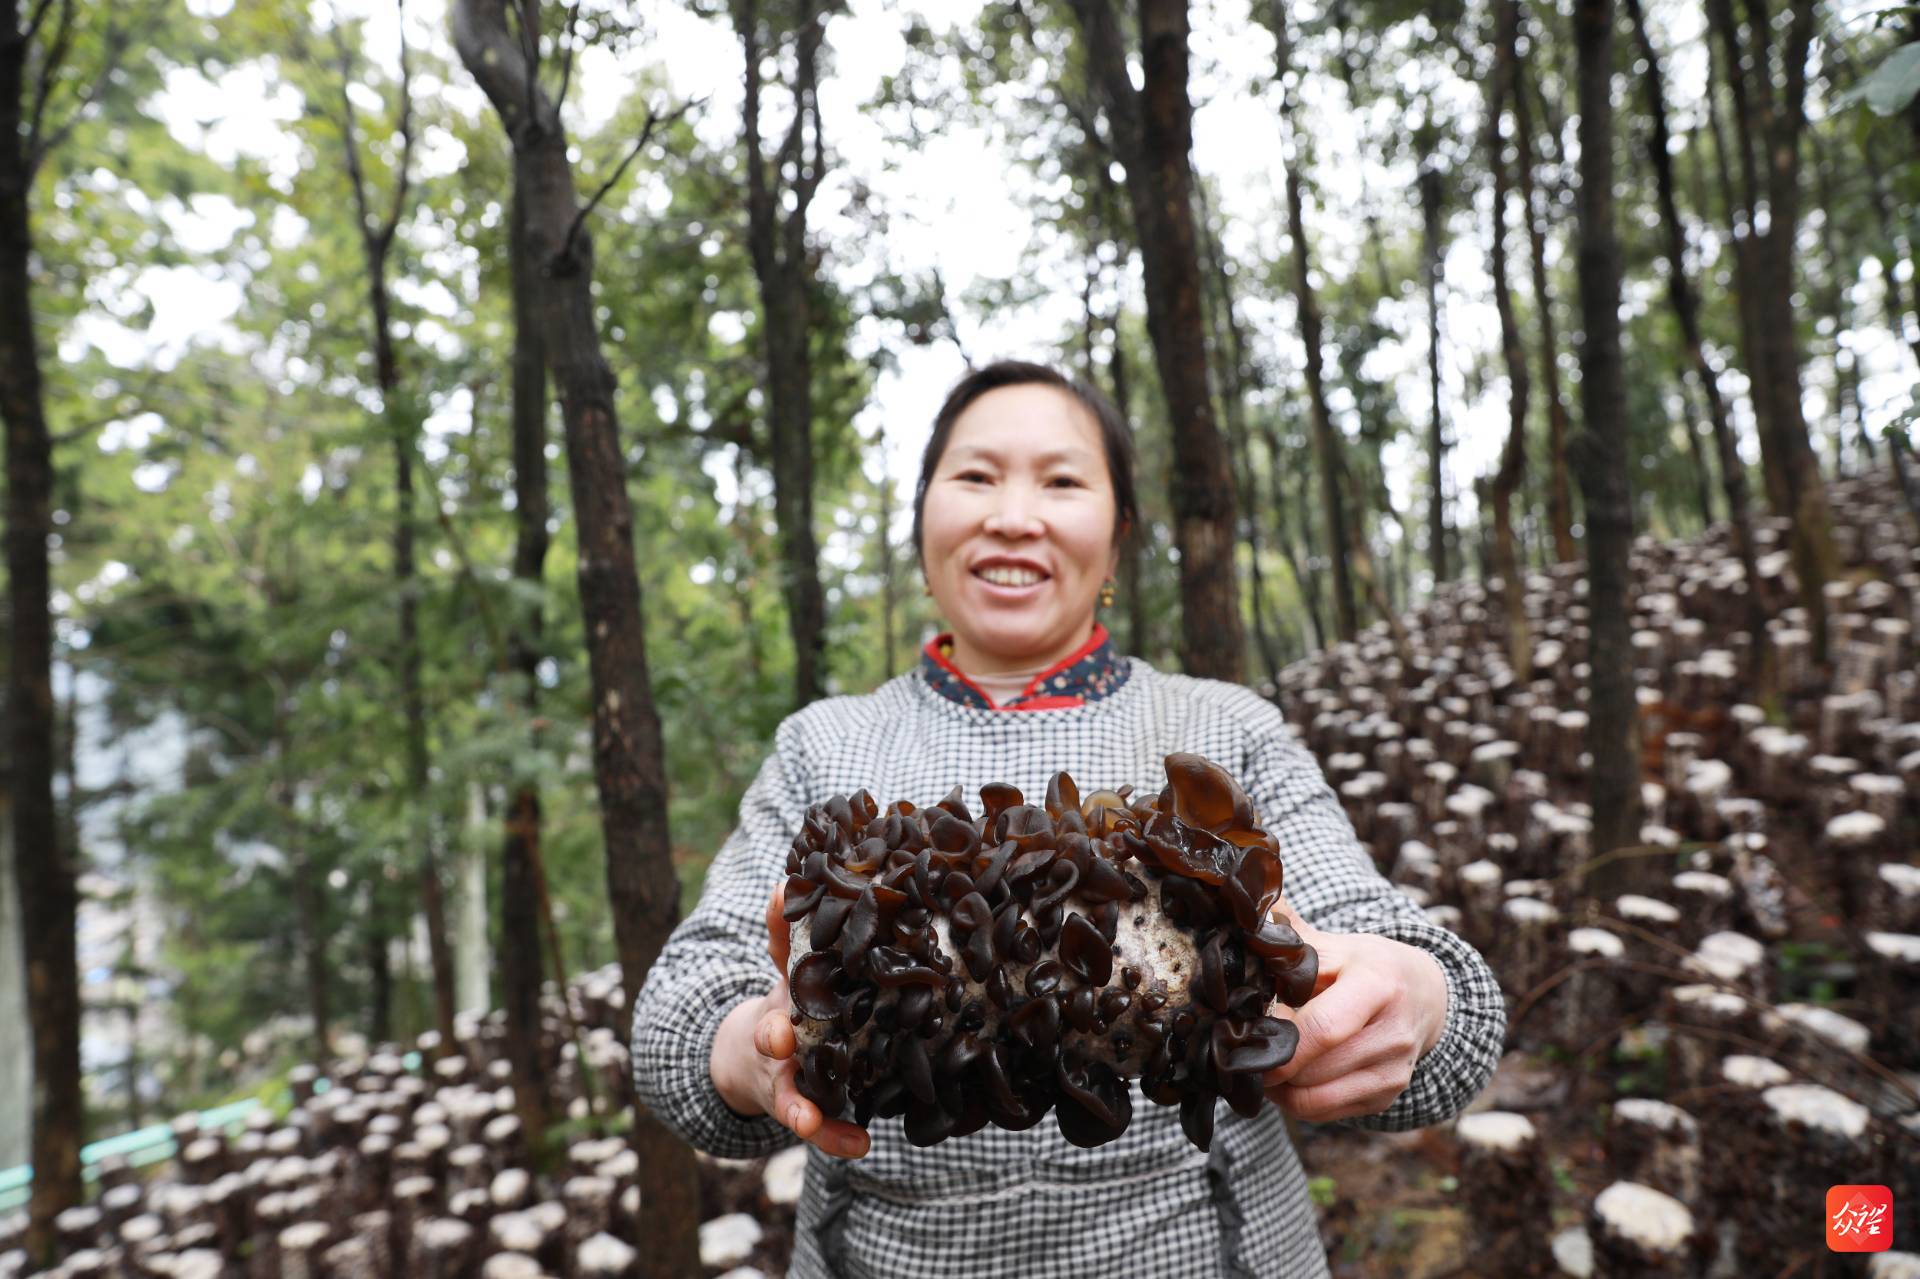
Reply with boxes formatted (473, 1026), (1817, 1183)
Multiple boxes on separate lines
(983, 483), (1044, 537)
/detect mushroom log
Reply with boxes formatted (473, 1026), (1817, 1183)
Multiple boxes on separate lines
(782, 753), (1319, 1151)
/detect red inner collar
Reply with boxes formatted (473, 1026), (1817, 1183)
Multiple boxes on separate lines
(924, 624), (1110, 710)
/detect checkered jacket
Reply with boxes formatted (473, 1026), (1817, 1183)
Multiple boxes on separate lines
(632, 661), (1506, 1277)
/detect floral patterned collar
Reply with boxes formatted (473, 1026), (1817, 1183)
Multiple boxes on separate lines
(919, 624), (1131, 711)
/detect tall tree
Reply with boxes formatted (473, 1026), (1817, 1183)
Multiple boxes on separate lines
(501, 182), (553, 1151)
(3, 0), (96, 1256)
(1418, 162), (1450, 582)
(1194, 181), (1283, 683)
(326, 13), (457, 1054)
(452, 4), (701, 1273)
(1486, 0), (1533, 680)
(737, 0), (830, 708)
(1265, 5), (1355, 644)
(1064, 0), (1245, 681)
(1705, 0), (1839, 658)
(1510, 32), (1577, 564)
(1623, 0), (1766, 664)
(1570, 0), (1643, 888)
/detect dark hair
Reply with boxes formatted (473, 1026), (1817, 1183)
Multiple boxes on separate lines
(909, 360), (1140, 565)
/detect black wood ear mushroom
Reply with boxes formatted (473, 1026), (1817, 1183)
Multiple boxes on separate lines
(782, 754), (1319, 1151)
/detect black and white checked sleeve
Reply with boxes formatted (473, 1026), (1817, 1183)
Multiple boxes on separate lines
(630, 721), (808, 1159)
(1236, 691), (1507, 1132)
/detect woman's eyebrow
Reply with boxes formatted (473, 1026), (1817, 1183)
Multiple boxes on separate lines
(945, 444), (1096, 467)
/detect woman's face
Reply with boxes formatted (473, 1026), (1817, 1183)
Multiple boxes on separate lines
(920, 383), (1120, 674)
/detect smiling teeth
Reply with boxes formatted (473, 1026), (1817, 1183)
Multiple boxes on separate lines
(980, 567), (1044, 587)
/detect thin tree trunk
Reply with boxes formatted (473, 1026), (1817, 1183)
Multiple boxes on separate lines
(1266, 422), (1327, 653)
(454, 6), (701, 1273)
(1510, 43), (1577, 563)
(1067, 0), (1244, 681)
(330, 27), (458, 1052)
(367, 905), (392, 1043)
(1488, 0), (1533, 681)
(1634, 0), (1768, 672)
(1677, 369), (1717, 525)
(1107, 314), (1150, 659)
(1813, 141), (1853, 477)
(1419, 164), (1450, 583)
(0, 725), (31, 1172)
(1268, 6), (1355, 643)
(1195, 181), (1282, 685)
(1, 1), (82, 1254)
(1706, 0), (1839, 661)
(1571, 0), (1644, 891)
(739, 0), (829, 709)
(1330, 3), (1395, 301)
(877, 458), (899, 681)
(501, 180), (552, 1151)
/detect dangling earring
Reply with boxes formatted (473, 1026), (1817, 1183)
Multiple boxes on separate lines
(1099, 578), (1116, 609)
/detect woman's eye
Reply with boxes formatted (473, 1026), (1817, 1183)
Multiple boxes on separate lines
(1048, 476), (1083, 488)
(955, 470), (991, 483)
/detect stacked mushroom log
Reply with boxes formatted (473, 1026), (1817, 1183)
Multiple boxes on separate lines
(782, 754), (1319, 1152)
(1275, 477), (1918, 1274)
(0, 970), (789, 1279)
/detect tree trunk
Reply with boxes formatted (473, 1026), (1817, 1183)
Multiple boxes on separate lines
(1195, 181), (1282, 686)
(1623, 0), (1767, 674)
(295, 850), (331, 1061)
(455, 784), (490, 1014)
(877, 458), (899, 681)
(1571, 0), (1644, 891)
(1860, 132), (1920, 373)
(1419, 164), (1450, 583)
(1510, 45), (1578, 564)
(1106, 315), (1150, 659)
(1265, 421), (1327, 653)
(1706, 0), (1838, 660)
(1067, 0), (1244, 681)
(1, 3), (82, 1256)
(1330, 3), (1396, 301)
(1676, 368), (1717, 525)
(367, 906), (393, 1044)
(1812, 140), (1853, 477)
(502, 188), (552, 1141)
(739, 0), (828, 709)
(1269, 6), (1355, 644)
(453, 6), (701, 1274)
(332, 36), (458, 1052)
(0, 733), (29, 1172)
(1488, 0), (1533, 681)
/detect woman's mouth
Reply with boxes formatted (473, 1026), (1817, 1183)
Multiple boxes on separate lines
(973, 565), (1049, 595)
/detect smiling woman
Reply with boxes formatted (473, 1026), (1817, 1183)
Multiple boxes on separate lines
(912, 361), (1138, 693)
(632, 360), (1504, 1279)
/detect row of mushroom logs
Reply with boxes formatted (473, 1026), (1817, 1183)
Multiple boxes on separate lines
(1459, 1064), (1914, 1279)
(1284, 479), (1920, 1273)
(0, 970), (773, 1279)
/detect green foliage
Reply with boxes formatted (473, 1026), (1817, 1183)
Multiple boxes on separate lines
(1833, 41), (1920, 116)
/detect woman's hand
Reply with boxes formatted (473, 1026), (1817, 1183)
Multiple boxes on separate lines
(1261, 896), (1450, 1123)
(708, 884), (871, 1159)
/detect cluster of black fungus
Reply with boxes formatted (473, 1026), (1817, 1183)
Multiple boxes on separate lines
(782, 753), (1319, 1151)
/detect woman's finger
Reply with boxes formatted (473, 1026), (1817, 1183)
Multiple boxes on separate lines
(1265, 972), (1384, 1087)
(754, 1004), (797, 1061)
(770, 1066), (870, 1158)
(1271, 894), (1341, 999)
(1274, 1031), (1402, 1092)
(767, 883), (792, 973)
(1271, 1064), (1403, 1123)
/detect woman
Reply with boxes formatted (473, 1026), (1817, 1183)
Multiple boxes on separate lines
(633, 361), (1505, 1277)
